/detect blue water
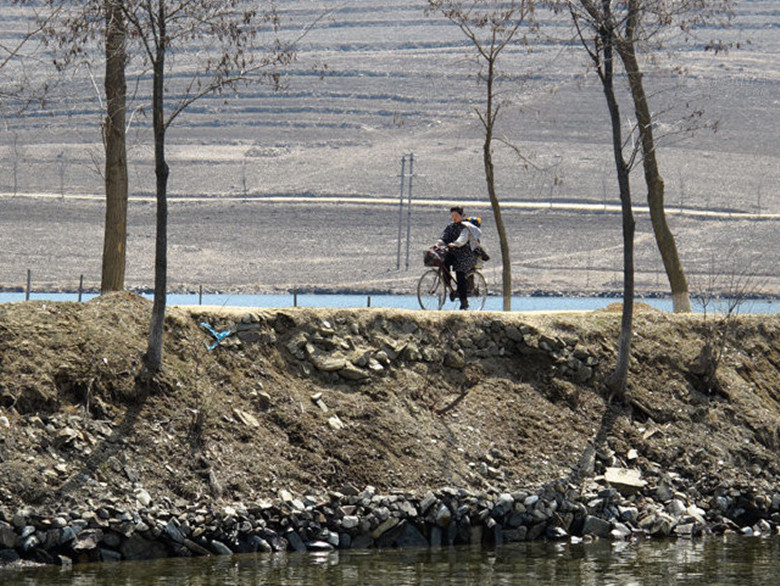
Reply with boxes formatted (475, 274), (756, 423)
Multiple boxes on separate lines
(0, 292), (777, 313)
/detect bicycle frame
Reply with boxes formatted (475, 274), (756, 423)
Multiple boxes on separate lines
(417, 260), (487, 311)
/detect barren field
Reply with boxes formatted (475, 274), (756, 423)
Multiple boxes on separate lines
(0, 195), (779, 297)
(0, 1), (778, 297)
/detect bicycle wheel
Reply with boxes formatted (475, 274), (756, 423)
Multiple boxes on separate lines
(466, 270), (488, 311)
(417, 269), (446, 310)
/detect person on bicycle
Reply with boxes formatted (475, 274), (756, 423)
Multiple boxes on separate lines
(436, 206), (480, 310)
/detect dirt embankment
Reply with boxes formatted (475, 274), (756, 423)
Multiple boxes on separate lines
(1, 292), (779, 519)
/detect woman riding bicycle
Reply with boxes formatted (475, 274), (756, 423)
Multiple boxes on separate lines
(436, 206), (481, 310)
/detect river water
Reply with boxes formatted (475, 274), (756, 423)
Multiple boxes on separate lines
(2, 536), (778, 585)
(0, 292), (777, 314)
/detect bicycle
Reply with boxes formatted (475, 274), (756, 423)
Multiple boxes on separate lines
(417, 246), (488, 311)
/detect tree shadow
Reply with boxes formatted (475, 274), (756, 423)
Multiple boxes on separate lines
(567, 399), (623, 487)
(433, 380), (476, 415)
(48, 380), (152, 506)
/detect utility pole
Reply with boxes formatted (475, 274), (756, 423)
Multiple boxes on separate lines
(396, 155), (406, 270)
(395, 153), (416, 270)
(405, 153), (414, 270)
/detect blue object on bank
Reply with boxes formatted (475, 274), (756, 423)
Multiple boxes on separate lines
(200, 321), (232, 350)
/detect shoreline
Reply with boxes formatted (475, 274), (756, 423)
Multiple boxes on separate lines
(1, 470), (775, 567)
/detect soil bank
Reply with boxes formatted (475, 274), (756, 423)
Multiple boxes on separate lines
(1, 293), (780, 562)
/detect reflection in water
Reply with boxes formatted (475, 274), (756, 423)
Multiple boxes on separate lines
(3, 537), (780, 585)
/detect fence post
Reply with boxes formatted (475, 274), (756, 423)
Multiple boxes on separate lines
(199, 285), (203, 306)
(367, 295), (371, 308)
(26, 269), (31, 300)
(78, 275), (84, 302)
(293, 289), (298, 307)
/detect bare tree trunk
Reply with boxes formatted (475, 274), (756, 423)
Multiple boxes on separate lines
(101, 0), (128, 293)
(599, 5), (635, 398)
(144, 9), (168, 375)
(484, 146), (512, 311)
(482, 57), (512, 311)
(617, 2), (691, 313)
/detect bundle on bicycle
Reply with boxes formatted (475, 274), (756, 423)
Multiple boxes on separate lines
(417, 206), (489, 311)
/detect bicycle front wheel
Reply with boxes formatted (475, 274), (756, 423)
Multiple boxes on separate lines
(467, 270), (488, 311)
(417, 269), (446, 310)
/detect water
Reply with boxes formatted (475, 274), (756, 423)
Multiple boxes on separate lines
(0, 292), (777, 314)
(2, 537), (779, 585)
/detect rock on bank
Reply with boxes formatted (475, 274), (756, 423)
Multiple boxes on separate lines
(0, 293), (779, 564)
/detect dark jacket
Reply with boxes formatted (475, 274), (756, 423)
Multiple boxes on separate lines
(439, 222), (478, 273)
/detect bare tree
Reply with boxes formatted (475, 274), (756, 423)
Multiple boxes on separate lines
(21, 0), (130, 292)
(690, 253), (764, 394)
(587, 0), (734, 313)
(102, 0), (129, 292)
(119, 0), (304, 375)
(427, 0), (535, 311)
(569, 0), (638, 398)
(10, 131), (23, 195)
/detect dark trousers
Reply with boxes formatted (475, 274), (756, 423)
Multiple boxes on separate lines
(455, 270), (468, 306)
(445, 251), (469, 308)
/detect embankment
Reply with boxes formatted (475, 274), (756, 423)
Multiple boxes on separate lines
(1, 293), (779, 565)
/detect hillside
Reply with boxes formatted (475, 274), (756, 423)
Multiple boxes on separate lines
(2, 292), (779, 520)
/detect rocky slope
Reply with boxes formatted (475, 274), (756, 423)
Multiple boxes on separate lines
(1, 293), (779, 564)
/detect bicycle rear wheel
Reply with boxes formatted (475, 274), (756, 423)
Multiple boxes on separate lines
(417, 269), (446, 310)
(466, 270), (488, 311)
